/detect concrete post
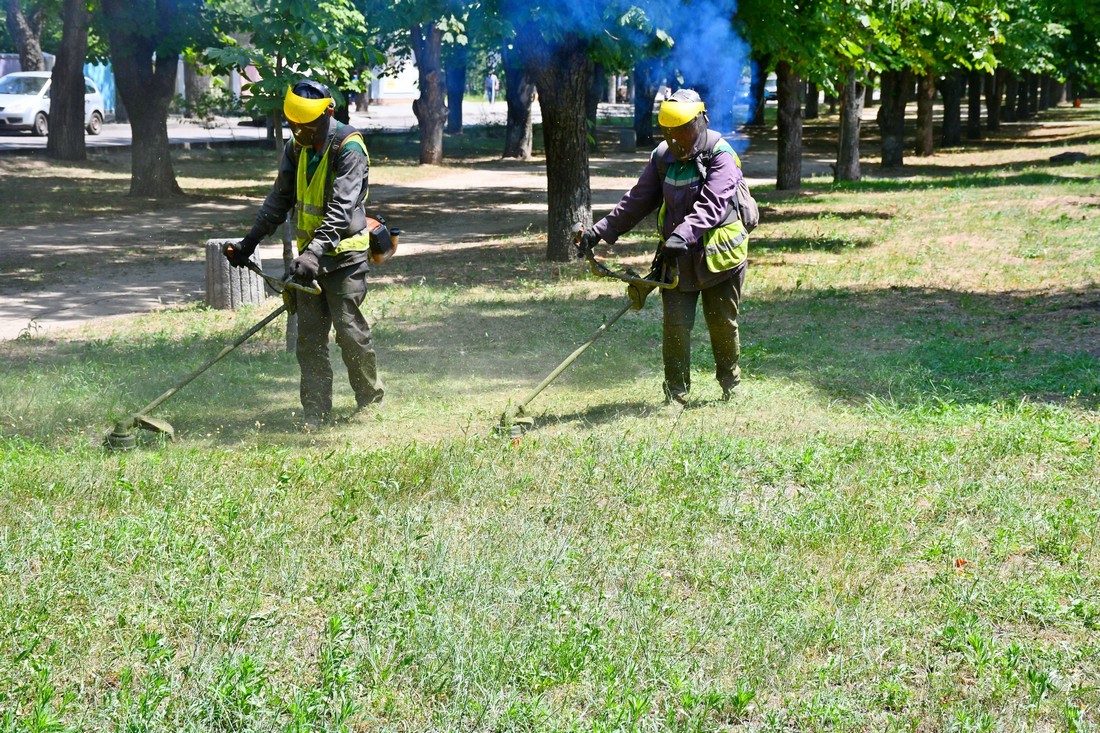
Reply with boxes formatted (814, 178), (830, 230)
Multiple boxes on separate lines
(205, 238), (266, 309)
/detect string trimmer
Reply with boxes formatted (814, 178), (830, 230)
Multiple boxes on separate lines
(104, 267), (320, 451)
(498, 225), (677, 438)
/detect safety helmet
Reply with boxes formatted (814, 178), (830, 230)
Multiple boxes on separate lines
(284, 79), (334, 124)
(657, 88), (706, 128)
(659, 89), (708, 161)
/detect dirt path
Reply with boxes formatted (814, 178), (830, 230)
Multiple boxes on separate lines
(0, 145), (798, 341)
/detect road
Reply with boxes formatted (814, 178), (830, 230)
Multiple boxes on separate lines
(0, 99), (539, 153)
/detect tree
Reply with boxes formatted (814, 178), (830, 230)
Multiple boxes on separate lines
(410, 22), (448, 163)
(207, 0), (374, 151)
(737, 0), (823, 189)
(501, 39), (536, 159)
(509, 16), (592, 261)
(835, 69), (865, 181)
(775, 59), (802, 189)
(359, 0), (473, 165)
(45, 0), (89, 161)
(443, 38), (468, 134)
(101, 0), (207, 197)
(5, 0), (48, 70)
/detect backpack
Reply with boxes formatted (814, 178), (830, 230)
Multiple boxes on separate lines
(655, 130), (759, 233)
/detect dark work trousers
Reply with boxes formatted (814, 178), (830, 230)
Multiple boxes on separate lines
(661, 264), (746, 399)
(294, 262), (384, 420)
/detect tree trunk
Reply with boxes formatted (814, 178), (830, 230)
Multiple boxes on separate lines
(939, 71), (962, 148)
(966, 69), (983, 139)
(804, 81), (819, 120)
(915, 72), (936, 156)
(410, 23), (447, 165)
(1028, 73), (1040, 114)
(1054, 80), (1067, 105)
(585, 62), (605, 152)
(633, 57), (662, 146)
(1015, 73), (1030, 119)
(114, 87), (129, 124)
(5, 0), (45, 71)
(444, 42), (468, 134)
(990, 69), (1007, 127)
(1039, 75), (1052, 110)
(748, 57), (768, 127)
(102, 0), (184, 197)
(516, 24), (592, 261)
(46, 0), (89, 162)
(501, 42), (535, 160)
(775, 60), (802, 190)
(863, 77), (875, 108)
(183, 60), (211, 119)
(877, 68), (910, 168)
(1003, 73), (1018, 122)
(834, 69), (864, 182)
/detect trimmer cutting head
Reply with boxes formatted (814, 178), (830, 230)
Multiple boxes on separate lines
(104, 414), (175, 451)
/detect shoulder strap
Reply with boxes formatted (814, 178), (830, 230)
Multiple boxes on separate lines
(694, 130), (726, 179)
(328, 123), (361, 156)
(653, 141), (671, 182)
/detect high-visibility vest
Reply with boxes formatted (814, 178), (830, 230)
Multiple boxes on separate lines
(655, 131), (749, 272)
(295, 129), (371, 254)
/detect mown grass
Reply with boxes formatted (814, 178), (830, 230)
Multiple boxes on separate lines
(1, 105), (1099, 731)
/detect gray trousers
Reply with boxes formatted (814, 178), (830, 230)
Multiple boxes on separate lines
(294, 262), (384, 419)
(661, 264), (745, 398)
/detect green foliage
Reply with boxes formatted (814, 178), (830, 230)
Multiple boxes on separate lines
(204, 0), (381, 119)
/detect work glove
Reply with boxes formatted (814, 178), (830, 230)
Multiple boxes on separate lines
(224, 234), (260, 268)
(576, 227), (602, 258)
(662, 233), (689, 260)
(289, 249), (321, 283)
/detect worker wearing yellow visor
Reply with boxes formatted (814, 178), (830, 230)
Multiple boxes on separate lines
(224, 78), (384, 429)
(577, 89), (751, 405)
(283, 79), (335, 147)
(658, 94), (708, 161)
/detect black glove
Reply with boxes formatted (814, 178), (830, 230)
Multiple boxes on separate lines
(576, 227), (602, 258)
(662, 233), (689, 259)
(289, 249), (320, 282)
(224, 235), (260, 268)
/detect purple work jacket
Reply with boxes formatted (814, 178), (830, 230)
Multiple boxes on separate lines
(592, 131), (744, 291)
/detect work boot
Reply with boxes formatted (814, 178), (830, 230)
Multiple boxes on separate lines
(721, 382), (740, 402)
(301, 412), (331, 432)
(662, 383), (689, 406)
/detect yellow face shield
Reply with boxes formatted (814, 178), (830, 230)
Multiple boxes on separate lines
(283, 86), (332, 124)
(657, 100), (705, 128)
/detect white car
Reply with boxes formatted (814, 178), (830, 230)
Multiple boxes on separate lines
(0, 71), (106, 136)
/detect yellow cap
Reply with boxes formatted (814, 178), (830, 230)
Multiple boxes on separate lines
(658, 100), (705, 128)
(283, 86), (332, 124)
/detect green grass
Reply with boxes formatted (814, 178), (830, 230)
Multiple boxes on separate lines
(1, 107), (1100, 731)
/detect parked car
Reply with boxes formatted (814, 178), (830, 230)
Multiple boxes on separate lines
(0, 71), (105, 136)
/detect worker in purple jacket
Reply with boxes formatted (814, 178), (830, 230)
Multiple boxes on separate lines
(578, 89), (750, 405)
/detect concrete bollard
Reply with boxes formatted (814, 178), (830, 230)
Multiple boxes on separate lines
(618, 128), (637, 152)
(204, 238), (266, 310)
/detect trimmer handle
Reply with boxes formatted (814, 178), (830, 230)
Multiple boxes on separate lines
(244, 261), (321, 295)
(571, 222), (679, 291)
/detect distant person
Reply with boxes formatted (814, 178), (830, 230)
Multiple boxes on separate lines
(485, 71), (499, 104)
(224, 79), (384, 429)
(577, 89), (750, 405)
